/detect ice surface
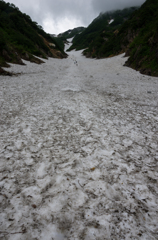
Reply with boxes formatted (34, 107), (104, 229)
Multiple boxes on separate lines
(0, 45), (158, 239)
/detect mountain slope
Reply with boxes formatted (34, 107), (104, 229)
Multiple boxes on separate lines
(83, 0), (158, 76)
(67, 7), (138, 53)
(0, 0), (67, 74)
(58, 27), (85, 39)
(51, 27), (85, 53)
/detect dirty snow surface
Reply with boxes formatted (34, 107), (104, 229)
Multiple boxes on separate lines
(0, 46), (158, 240)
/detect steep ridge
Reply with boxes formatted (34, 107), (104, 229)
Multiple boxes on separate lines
(58, 27), (85, 39)
(123, 0), (158, 76)
(83, 0), (158, 76)
(67, 7), (138, 53)
(52, 27), (85, 53)
(0, 0), (67, 75)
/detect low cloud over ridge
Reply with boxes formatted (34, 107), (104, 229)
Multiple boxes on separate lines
(7, 0), (146, 34)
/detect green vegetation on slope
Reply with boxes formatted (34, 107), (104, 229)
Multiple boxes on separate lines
(51, 37), (65, 52)
(124, 0), (158, 76)
(83, 0), (158, 76)
(58, 27), (85, 39)
(51, 27), (85, 52)
(67, 7), (138, 53)
(0, 0), (67, 72)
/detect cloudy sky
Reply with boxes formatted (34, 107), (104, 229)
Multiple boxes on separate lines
(7, 0), (146, 35)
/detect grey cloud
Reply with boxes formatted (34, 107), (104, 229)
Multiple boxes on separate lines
(8, 0), (94, 25)
(43, 0), (95, 25)
(91, 0), (146, 13)
(7, 0), (146, 34)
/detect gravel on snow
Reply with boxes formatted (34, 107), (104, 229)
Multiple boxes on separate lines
(0, 47), (158, 240)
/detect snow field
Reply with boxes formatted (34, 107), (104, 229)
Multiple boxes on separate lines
(0, 47), (158, 239)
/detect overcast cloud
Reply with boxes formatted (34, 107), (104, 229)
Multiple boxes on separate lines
(6, 0), (146, 34)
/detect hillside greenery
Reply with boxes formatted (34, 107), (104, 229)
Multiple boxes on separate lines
(67, 7), (138, 52)
(52, 27), (85, 52)
(83, 0), (158, 76)
(58, 27), (85, 39)
(0, 0), (67, 73)
(51, 37), (65, 52)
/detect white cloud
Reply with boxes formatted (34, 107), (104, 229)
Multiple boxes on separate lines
(42, 16), (83, 34)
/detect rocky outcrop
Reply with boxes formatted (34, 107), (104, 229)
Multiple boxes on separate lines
(0, 47), (45, 68)
(1, 49), (24, 65)
(40, 35), (67, 59)
(0, 67), (12, 76)
(21, 52), (45, 64)
(123, 30), (158, 76)
(0, 36), (67, 74)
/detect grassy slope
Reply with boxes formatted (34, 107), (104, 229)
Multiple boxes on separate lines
(0, 0), (67, 72)
(58, 27), (85, 39)
(124, 0), (158, 76)
(83, 0), (158, 76)
(52, 27), (85, 52)
(67, 7), (138, 53)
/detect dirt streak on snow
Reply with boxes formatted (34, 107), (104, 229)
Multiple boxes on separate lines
(0, 47), (158, 240)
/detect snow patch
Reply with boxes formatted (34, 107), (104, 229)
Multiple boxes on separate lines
(109, 19), (114, 24)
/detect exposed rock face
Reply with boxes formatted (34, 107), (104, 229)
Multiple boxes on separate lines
(140, 68), (151, 76)
(2, 49), (12, 62)
(1, 48), (24, 66)
(0, 67), (12, 76)
(23, 52), (30, 60)
(21, 53), (45, 64)
(124, 31), (158, 76)
(0, 39), (67, 74)
(40, 35), (68, 59)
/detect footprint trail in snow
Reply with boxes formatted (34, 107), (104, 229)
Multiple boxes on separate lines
(0, 43), (158, 239)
